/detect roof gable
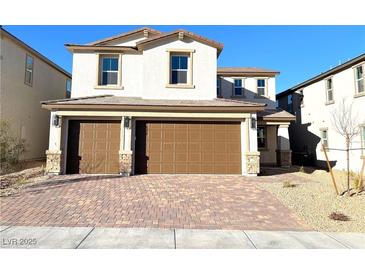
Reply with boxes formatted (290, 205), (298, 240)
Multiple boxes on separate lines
(87, 27), (162, 46)
(136, 29), (224, 56)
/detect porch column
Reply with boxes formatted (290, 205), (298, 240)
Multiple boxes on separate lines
(277, 124), (292, 167)
(45, 112), (63, 174)
(244, 113), (260, 176)
(119, 116), (133, 176)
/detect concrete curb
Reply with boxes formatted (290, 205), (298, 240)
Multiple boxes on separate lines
(1, 226), (364, 249)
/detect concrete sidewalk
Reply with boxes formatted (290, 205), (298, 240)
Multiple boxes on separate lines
(1, 226), (364, 249)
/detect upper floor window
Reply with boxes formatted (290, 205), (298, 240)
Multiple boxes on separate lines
(24, 54), (34, 86)
(100, 56), (119, 86)
(171, 55), (188, 84)
(257, 126), (267, 149)
(355, 64), (364, 94)
(320, 128), (329, 149)
(257, 79), (266, 96)
(217, 77), (222, 97)
(325, 77), (334, 103)
(66, 79), (71, 98)
(233, 79), (244, 96)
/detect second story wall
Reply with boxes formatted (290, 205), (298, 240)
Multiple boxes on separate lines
(0, 30), (71, 159)
(277, 55), (365, 171)
(219, 76), (277, 108)
(71, 37), (218, 100)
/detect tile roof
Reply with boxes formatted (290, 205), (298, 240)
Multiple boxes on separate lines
(87, 27), (162, 46)
(258, 108), (295, 120)
(135, 29), (224, 54)
(42, 95), (266, 108)
(217, 67), (279, 75)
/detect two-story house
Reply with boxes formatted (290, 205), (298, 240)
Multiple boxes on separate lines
(277, 53), (365, 172)
(0, 27), (71, 161)
(41, 27), (294, 176)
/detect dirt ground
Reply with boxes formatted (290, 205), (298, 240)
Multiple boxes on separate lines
(259, 168), (365, 232)
(0, 160), (51, 196)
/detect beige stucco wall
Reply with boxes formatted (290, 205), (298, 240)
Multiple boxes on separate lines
(259, 125), (277, 164)
(219, 76), (277, 109)
(71, 37), (217, 100)
(0, 34), (71, 160)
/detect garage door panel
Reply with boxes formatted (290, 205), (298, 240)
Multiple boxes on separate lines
(229, 153), (241, 162)
(189, 153), (201, 162)
(148, 152), (161, 161)
(162, 152), (174, 162)
(202, 153), (214, 163)
(175, 131), (188, 140)
(135, 121), (241, 174)
(189, 142), (201, 151)
(161, 164), (174, 173)
(188, 164), (201, 174)
(175, 142), (188, 152)
(227, 142), (240, 152)
(175, 153), (188, 162)
(66, 120), (121, 174)
(148, 163), (161, 173)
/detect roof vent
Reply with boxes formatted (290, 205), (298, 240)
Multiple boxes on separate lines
(178, 31), (184, 40)
(143, 29), (149, 38)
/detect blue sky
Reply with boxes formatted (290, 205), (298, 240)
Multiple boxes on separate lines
(3, 25), (365, 92)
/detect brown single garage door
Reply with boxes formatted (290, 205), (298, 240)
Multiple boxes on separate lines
(135, 121), (241, 174)
(66, 120), (120, 174)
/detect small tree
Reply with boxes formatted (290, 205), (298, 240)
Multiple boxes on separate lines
(331, 99), (361, 193)
(0, 120), (26, 175)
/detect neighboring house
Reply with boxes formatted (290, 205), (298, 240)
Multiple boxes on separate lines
(0, 27), (72, 160)
(277, 53), (365, 172)
(41, 27), (294, 176)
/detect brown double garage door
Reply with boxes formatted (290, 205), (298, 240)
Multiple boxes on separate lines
(66, 120), (241, 174)
(135, 121), (242, 174)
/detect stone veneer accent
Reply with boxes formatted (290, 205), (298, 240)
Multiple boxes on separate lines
(276, 149), (292, 167)
(45, 150), (63, 174)
(246, 152), (260, 174)
(119, 151), (133, 176)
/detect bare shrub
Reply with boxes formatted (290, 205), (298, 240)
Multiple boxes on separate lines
(0, 120), (26, 175)
(329, 212), (350, 222)
(283, 181), (296, 188)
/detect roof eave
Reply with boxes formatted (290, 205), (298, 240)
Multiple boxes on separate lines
(87, 27), (162, 46)
(278, 53), (365, 96)
(41, 103), (266, 113)
(1, 28), (72, 78)
(217, 72), (279, 77)
(65, 44), (139, 53)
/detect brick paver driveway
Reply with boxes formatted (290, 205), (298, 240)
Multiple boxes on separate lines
(0, 175), (308, 230)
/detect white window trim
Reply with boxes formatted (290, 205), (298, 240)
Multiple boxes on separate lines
(257, 126), (267, 150)
(232, 78), (245, 97)
(354, 63), (364, 95)
(325, 77), (335, 104)
(95, 53), (123, 89)
(256, 78), (268, 97)
(24, 54), (34, 87)
(65, 79), (71, 98)
(166, 49), (195, 89)
(320, 128), (329, 150)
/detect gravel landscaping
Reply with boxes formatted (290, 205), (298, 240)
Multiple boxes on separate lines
(259, 169), (365, 232)
(0, 160), (52, 197)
